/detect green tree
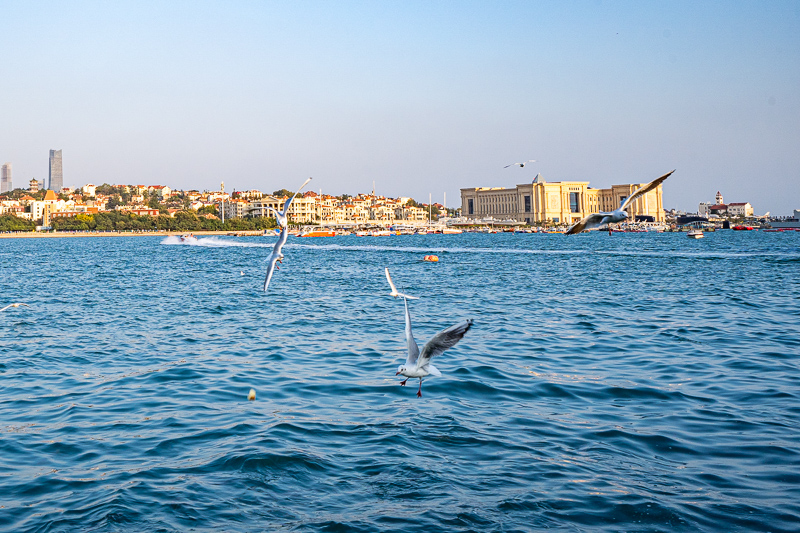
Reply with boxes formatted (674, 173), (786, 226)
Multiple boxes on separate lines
(197, 205), (218, 216)
(0, 213), (35, 231)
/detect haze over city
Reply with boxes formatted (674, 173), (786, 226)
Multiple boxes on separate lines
(1, 1), (798, 214)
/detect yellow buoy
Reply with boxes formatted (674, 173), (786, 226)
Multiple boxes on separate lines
(248, 388), (256, 401)
(423, 255), (439, 262)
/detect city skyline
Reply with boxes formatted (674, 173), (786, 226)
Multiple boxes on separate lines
(1, 2), (798, 214)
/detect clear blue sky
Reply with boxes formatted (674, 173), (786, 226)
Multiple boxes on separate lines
(1, 1), (798, 214)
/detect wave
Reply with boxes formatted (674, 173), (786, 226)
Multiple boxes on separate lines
(160, 235), (273, 248)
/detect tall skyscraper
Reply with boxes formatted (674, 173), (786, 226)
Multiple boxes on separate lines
(49, 149), (63, 192)
(0, 163), (11, 193)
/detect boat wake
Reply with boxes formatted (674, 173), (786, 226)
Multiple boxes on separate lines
(161, 236), (273, 248)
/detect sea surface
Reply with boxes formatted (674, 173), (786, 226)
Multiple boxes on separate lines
(1, 231), (799, 532)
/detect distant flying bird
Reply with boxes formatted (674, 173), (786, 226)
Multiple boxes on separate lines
(565, 170), (675, 235)
(396, 296), (473, 398)
(504, 160), (536, 168)
(385, 268), (419, 300)
(0, 303), (30, 312)
(268, 177), (313, 228)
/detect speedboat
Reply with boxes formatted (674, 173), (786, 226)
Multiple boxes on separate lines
(687, 229), (704, 239)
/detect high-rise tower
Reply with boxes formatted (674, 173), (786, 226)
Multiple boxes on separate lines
(0, 163), (11, 193)
(49, 149), (63, 192)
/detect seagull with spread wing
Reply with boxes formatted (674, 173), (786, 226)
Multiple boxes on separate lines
(0, 303), (30, 312)
(263, 177), (312, 291)
(384, 267), (419, 300)
(504, 160), (536, 168)
(565, 170), (675, 235)
(396, 296), (473, 398)
(269, 177), (312, 228)
(263, 224), (289, 292)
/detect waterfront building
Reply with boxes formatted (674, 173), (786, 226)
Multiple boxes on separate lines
(223, 198), (250, 220)
(727, 202), (754, 217)
(1, 163), (11, 193)
(49, 150), (63, 192)
(460, 173), (665, 226)
(29, 190), (62, 226)
(245, 195), (281, 218)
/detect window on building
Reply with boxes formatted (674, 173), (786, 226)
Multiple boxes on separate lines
(569, 192), (580, 213)
(524, 195), (531, 212)
(468, 199), (474, 215)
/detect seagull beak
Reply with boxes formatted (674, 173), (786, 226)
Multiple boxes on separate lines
(396, 371), (401, 376)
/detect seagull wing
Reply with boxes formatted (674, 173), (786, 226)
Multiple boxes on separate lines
(404, 296), (420, 367)
(263, 227), (288, 291)
(385, 268), (420, 299)
(385, 267), (399, 296)
(280, 177), (313, 216)
(263, 253), (280, 292)
(619, 169), (675, 211)
(417, 319), (473, 372)
(566, 213), (606, 234)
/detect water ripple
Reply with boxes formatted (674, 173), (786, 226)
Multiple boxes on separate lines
(1, 232), (799, 531)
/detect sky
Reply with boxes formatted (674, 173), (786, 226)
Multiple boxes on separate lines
(1, 0), (798, 214)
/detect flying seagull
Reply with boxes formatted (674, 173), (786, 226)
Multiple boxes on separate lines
(565, 170), (675, 235)
(396, 296), (473, 398)
(263, 224), (288, 291)
(504, 160), (536, 168)
(0, 303), (30, 312)
(263, 177), (313, 291)
(269, 177), (313, 228)
(385, 268), (419, 300)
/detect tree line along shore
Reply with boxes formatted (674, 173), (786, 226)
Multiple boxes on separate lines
(0, 209), (278, 234)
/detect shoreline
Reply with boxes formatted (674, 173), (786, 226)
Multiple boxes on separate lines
(0, 230), (265, 239)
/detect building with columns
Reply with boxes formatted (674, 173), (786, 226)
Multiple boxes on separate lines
(461, 173), (665, 225)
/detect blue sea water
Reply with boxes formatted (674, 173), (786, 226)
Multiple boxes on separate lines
(1, 231), (799, 532)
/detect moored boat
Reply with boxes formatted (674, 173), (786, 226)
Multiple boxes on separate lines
(299, 230), (336, 237)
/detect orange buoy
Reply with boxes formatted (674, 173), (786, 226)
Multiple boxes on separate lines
(423, 255), (439, 262)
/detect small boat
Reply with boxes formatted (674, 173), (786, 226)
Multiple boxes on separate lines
(687, 229), (704, 239)
(299, 230), (336, 237)
(179, 234), (198, 243)
(732, 225), (755, 231)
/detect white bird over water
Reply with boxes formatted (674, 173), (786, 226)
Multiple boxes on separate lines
(565, 170), (675, 235)
(0, 303), (30, 312)
(263, 224), (288, 291)
(385, 268), (419, 300)
(269, 177), (313, 229)
(263, 177), (313, 292)
(396, 296), (473, 398)
(504, 160), (536, 168)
